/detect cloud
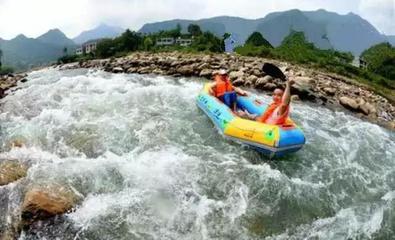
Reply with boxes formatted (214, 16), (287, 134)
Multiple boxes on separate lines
(358, 0), (395, 34)
(0, 0), (393, 40)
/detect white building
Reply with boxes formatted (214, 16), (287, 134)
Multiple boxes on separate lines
(176, 37), (193, 46)
(75, 39), (100, 55)
(156, 38), (175, 46)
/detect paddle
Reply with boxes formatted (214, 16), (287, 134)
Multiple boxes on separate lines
(261, 63), (287, 80)
(262, 63), (317, 101)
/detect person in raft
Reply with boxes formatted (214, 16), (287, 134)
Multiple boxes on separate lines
(209, 69), (248, 111)
(238, 77), (295, 125)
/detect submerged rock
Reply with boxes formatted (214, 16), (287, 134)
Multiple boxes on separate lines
(0, 160), (28, 186)
(21, 184), (80, 226)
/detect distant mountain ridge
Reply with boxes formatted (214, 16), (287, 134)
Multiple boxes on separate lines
(73, 24), (124, 44)
(0, 34), (65, 70)
(139, 9), (388, 56)
(0, 24), (124, 71)
(37, 29), (76, 47)
(0, 29), (78, 70)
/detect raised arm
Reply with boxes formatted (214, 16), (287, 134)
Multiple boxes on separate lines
(278, 78), (295, 114)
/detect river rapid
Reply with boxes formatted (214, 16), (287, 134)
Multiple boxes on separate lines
(1, 68), (395, 240)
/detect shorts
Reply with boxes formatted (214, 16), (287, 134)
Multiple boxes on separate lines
(218, 91), (237, 109)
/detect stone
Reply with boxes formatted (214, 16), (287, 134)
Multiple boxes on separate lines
(252, 69), (262, 77)
(199, 69), (213, 78)
(360, 102), (377, 115)
(21, 184), (80, 226)
(228, 71), (245, 81)
(176, 65), (194, 75)
(112, 67), (124, 73)
(263, 83), (277, 91)
(246, 75), (258, 85)
(255, 77), (269, 88)
(126, 67), (137, 73)
(323, 87), (337, 96)
(291, 95), (300, 102)
(295, 71), (305, 77)
(339, 96), (359, 111)
(232, 78), (245, 87)
(0, 160), (28, 186)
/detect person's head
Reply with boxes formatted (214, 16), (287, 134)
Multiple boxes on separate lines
(272, 88), (284, 103)
(218, 69), (228, 79)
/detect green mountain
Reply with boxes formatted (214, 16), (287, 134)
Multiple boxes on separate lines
(139, 9), (387, 56)
(256, 9), (332, 49)
(0, 34), (65, 70)
(37, 29), (76, 48)
(73, 24), (124, 44)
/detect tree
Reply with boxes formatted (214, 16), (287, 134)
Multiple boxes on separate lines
(361, 42), (395, 80)
(143, 37), (154, 51)
(223, 33), (231, 40)
(63, 47), (68, 56)
(117, 29), (143, 52)
(96, 39), (116, 58)
(191, 31), (224, 52)
(187, 24), (202, 36)
(246, 32), (273, 48)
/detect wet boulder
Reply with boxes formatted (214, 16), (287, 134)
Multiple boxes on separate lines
(339, 96), (359, 111)
(359, 101), (377, 116)
(232, 77), (245, 87)
(176, 65), (194, 76)
(229, 71), (244, 81)
(199, 68), (213, 78)
(21, 184), (80, 226)
(0, 160), (28, 186)
(112, 67), (124, 73)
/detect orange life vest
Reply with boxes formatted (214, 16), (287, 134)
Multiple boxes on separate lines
(257, 102), (289, 125)
(214, 75), (234, 97)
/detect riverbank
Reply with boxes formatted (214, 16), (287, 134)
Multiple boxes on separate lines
(57, 51), (395, 130)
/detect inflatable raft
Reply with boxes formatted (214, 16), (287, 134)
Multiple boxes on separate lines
(197, 84), (306, 158)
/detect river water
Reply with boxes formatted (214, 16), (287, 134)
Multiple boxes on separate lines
(0, 68), (395, 240)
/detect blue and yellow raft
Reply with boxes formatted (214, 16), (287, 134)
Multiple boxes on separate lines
(197, 84), (306, 158)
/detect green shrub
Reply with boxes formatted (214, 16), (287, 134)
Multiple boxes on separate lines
(0, 66), (14, 75)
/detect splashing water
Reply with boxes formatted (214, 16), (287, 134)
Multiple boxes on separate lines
(0, 68), (394, 240)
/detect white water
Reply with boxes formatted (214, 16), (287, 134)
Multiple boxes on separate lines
(0, 68), (394, 240)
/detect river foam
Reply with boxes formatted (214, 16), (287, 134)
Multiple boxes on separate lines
(1, 68), (394, 239)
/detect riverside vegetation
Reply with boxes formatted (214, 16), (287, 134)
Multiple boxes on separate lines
(57, 25), (395, 103)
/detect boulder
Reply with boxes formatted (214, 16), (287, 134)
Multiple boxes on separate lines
(232, 78), (245, 87)
(255, 77), (269, 89)
(339, 96), (359, 111)
(252, 69), (262, 77)
(21, 184), (80, 226)
(112, 67), (124, 73)
(262, 83), (277, 91)
(176, 65), (194, 75)
(360, 102), (377, 115)
(291, 95), (300, 102)
(229, 71), (244, 81)
(199, 69), (213, 78)
(246, 75), (258, 85)
(323, 87), (337, 96)
(0, 160), (28, 186)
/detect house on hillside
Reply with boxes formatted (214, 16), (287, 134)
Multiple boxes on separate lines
(175, 37), (192, 46)
(156, 38), (175, 46)
(156, 37), (193, 47)
(76, 39), (101, 55)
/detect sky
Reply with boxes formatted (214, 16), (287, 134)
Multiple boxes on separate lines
(0, 0), (394, 40)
